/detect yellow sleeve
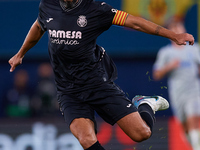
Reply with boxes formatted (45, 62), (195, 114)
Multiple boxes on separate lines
(112, 10), (128, 26)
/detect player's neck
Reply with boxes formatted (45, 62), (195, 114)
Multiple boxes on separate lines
(60, 0), (79, 11)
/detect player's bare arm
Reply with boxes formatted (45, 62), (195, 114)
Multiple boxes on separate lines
(124, 14), (194, 46)
(9, 20), (45, 72)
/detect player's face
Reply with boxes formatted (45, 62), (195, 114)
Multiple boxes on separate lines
(169, 23), (186, 34)
(60, 0), (78, 9)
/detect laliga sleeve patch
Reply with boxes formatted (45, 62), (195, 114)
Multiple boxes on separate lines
(112, 10), (128, 26)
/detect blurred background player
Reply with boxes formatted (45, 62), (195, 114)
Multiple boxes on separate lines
(153, 21), (200, 150)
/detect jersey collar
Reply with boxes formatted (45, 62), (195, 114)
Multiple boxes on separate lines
(59, 0), (83, 12)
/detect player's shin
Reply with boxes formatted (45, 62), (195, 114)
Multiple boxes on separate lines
(138, 104), (156, 132)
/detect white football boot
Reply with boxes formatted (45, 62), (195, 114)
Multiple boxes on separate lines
(132, 95), (169, 114)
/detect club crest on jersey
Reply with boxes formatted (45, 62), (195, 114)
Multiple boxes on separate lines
(77, 15), (87, 27)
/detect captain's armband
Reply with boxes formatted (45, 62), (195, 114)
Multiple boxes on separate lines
(112, 10), (128, 26)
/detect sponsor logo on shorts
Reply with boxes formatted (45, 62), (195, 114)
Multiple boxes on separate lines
(126, 104), (132, 108)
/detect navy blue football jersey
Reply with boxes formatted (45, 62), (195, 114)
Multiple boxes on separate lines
(37, 0), (127, 94)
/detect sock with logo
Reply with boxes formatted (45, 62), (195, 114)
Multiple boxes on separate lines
(138, 104), (156, 132)
(85, 141), (105, 150)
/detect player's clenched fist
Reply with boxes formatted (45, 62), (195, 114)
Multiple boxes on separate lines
(173, 33), (194, 46)
(8, 54), (23, 72)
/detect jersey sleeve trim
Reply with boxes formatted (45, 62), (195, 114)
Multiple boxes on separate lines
(112, 10), (128, 26)
(37, 18), (45, 31)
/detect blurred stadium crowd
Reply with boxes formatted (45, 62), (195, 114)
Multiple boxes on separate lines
(1, 62), (59, 118)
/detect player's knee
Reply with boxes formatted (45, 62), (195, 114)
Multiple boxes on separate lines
(135, 127), (151, 142)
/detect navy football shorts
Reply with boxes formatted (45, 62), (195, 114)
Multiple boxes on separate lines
(58, 83), (137, 129)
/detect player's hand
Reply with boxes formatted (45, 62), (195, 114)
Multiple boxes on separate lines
(174, 33), (194, 46)
(8, 54), (23, 72)
(168, 59), (180, 70)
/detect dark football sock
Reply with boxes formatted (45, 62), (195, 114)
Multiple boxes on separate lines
(138, 103), (156, 132)
(85, 141), (105, 150)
